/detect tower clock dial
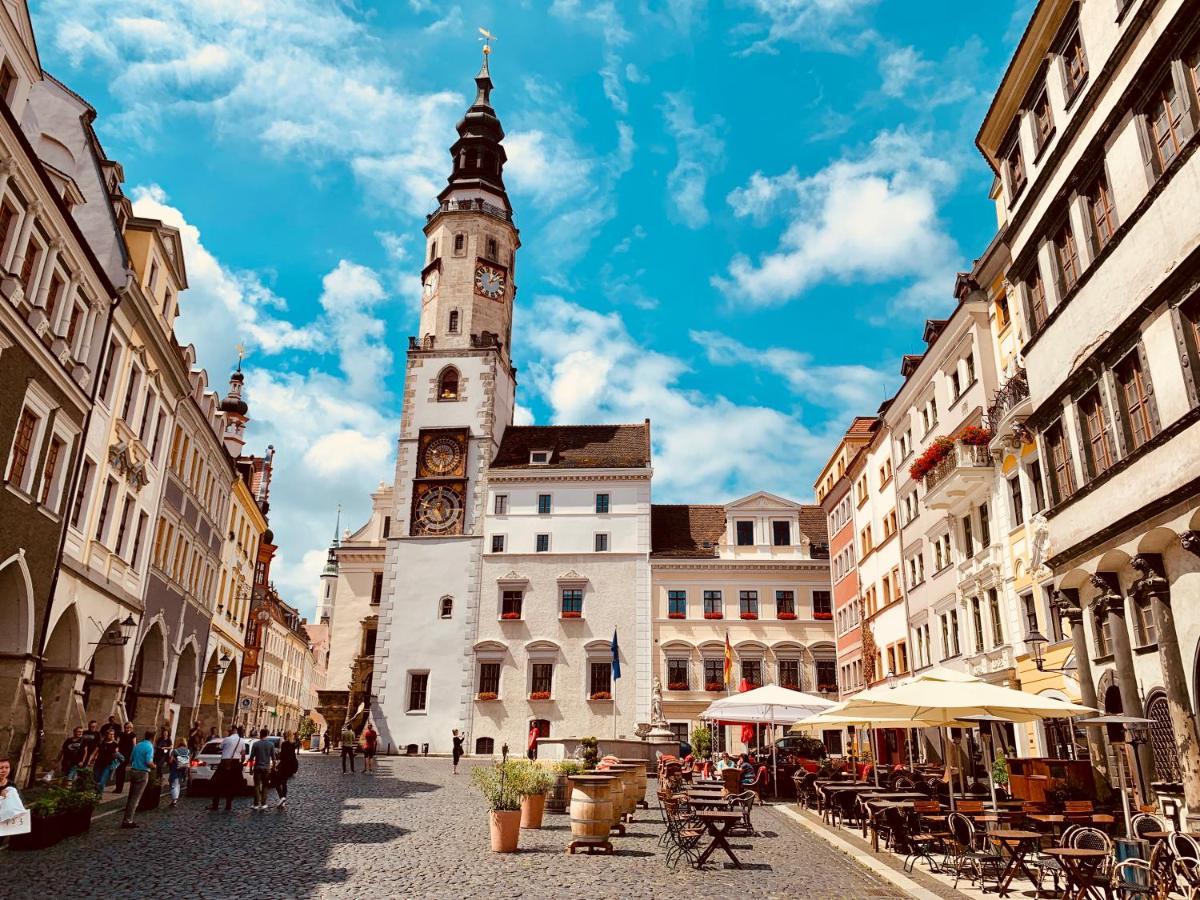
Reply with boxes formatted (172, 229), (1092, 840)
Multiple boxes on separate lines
(416, 485), (464, 534)
(423, 436), (463, 475)
(474, 262), (506, 300)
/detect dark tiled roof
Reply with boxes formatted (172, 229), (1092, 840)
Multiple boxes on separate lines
(847, 416), (877, 437)
(799, 506), (829, 558)
(650, 504), (726, 558)
(490, 422), (651, 470)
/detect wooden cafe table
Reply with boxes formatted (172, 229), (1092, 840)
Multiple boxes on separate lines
(988, 829), (1046, 897)
(694, 810), (746, 868)
(1044, 847), (1109, 900)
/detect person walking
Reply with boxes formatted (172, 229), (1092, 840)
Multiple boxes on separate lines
(154, 726), (173, 777)
(527, 722), (539, 761)
(451, 730), (465, 775)
(187, 721), (203, 757)
(274, 732), (298, 808)
(209, 725), (246, 812)
(113, 722), (136, 793)
(340, 724), (357, 774)
(360, 723), (378, 774)
(249, 728), (276, 811)
(168, 738), (191, 807)
(57, 726), (88, 780)
(93, 727), (120, 792)
(121, 730), (156, 829)
(321, 729), (329, 755)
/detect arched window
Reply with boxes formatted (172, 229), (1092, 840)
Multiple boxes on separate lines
(453, 233), (465, 254)
(448, 310), (460, 334)
(1147, 693), (1181, 782)
(487, 237), (498, 260)
(475, 736), (494, 755)
(440, 596), (453, 619)
(438, 367), (459, 401)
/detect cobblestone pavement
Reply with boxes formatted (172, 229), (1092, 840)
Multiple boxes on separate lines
(3, 756), (917, 899)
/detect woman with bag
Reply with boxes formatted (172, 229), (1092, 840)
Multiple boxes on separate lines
(168, 738), (191, 807)
(274, 731), (299, 808)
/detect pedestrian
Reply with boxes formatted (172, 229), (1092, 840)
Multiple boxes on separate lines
(105, 714), (121, 738)
(340, 724), (357, 774)
(93, 727), (121, 792)
(56, 726), (88, 780)
(121, 730), (155, 829)
(249, 728), (275, 811)
(207, 725), (219, 744)
(527, 721), (539, 761)
(188, 721), (203, 756)
(114, 722), (136, 793)
(80, 720), (100, 769)
(168, 738), (191, 807)
(274, 731), (298, 808)
(451, 729), (465, 775)
(155, 726), (173, 776)
(0, 759), (24, 849)
(321, 729), (329, 754)
(361, 723), (378, 774)
(209, 725), (247, 812)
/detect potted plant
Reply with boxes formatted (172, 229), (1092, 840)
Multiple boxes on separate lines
(529, 690), (551, 701)
(547, 760), (582, 812)
(991, 752), (1010, 789)
(513, 762), (554, 829)
(589, 691), (611, 701)
(139, 770), (163, 812)
(704, 681), (723, 692)
(668, 611), (685, 619)
(667, 681), (688, 691)
(909, 436), (955, 480)
(500, 611), (521, 620)
(814, 610), (832, 620)
(689, 725), (712, 760)
(740, 611), (758, 620)
(778, 611), (797, 620)
(703, 611), (723, 620)
(471, 761), (523, 852)
(960, 425), (993, 446)
(561, 611), (581, 619)
(477, 691), (498, 701)
(579, 736), (599, 771)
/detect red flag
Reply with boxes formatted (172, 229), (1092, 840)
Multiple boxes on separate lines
(723, 632), (733, 685)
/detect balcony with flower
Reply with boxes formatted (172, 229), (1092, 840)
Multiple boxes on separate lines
(476, 691), (498, 701)
(588, 691), (612, 701)
(704, 611), (723, 620)
(913, 429), (994, 513)
(739, 611), (758, 620)
(986, 366), (1031, 451)
(667, 681), (689, 691)
(529, 691), (551, 701)
(704, 681), (723, 692)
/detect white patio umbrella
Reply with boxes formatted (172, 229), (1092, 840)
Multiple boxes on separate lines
(699, 684), (835, 797)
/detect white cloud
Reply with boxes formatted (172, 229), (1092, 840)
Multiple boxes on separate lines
(304, 429), (393, 477)
(522, 296), (840, 501)
(714, 128), (961, 311)
(549, 0), (634, 116)
(39, 0), (462, 215)
(663, 93), (725, 228)
(879, 45), (930, 98)
(874, 39), (984, 110)
(733, 0), (878, 55)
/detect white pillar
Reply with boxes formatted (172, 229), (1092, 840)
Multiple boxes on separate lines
(32, 238), (63, 309)
(56, 273), (80, 336)
(7, 198), (40, 279)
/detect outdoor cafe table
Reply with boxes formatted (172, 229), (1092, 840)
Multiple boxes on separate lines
(694, 810), (746, 869)
(1044, 847), (1109, 900)
(1027, 814), (1116, 838)
(988, 830), (1046, 898)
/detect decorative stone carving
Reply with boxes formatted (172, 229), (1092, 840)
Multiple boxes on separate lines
(1181, 531), (1200, 559)
(1131, 554), (1170, 604)
(1051, 589), (1083, 624)
(1089, 573), (1124, 618)
(650, 677), (665, 726)
(108, 441), (149, 492)
(1029, 513), (1050, 573)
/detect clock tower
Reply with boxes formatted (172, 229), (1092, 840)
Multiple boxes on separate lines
(372, 49), (519, 751)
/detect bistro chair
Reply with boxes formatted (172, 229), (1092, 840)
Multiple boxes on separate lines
(945, 812), (1003, 891)
(726, 790), (757, 837)
(903, 807), (948, 874)
(1169, 833), (1200, 899)
(1130, 812), (1169, 841)
(661, 796), (706, 871)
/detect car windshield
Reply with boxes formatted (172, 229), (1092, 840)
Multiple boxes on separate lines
(200, 741), (222, 755)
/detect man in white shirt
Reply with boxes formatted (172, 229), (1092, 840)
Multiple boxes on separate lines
(209, 725), (247, 812)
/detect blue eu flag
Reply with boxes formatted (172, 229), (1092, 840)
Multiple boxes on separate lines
(611, 629), (621, 680)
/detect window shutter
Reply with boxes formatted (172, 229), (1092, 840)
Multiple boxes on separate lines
(1070, 398), (1091, 480)
(1103, 371), (1129, 458)
(1075, 192), (1096, 261)
(1133, 113), (1158, 183)
(1136, 341), (1162, 436)
(1171, 62), (1197, 141)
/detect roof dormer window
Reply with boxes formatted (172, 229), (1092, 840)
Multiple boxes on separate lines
(529, 450), (551, 465)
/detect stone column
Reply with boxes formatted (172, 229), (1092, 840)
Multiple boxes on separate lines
(1053, 590), (1107, 779)
(6, 200), (40, 287)
(1091, 572), (1156, 799)
(32, 238), (62, 310)
(1142, 546), (1200, 829)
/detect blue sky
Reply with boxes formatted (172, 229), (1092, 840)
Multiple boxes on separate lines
(30, 0), (1032, 618)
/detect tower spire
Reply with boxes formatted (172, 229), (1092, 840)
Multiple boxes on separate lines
(438, 31), (510, 212)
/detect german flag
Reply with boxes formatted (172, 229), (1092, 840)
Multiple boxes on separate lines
(723, 631), (733, 685)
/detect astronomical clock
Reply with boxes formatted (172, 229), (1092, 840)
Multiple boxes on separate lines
(473, 259), (507, 301)
(411, 428), (469, 536)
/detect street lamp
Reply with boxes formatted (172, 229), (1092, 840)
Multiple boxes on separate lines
(1023, 629), (1078, 674)
(89, 614), (137, 647)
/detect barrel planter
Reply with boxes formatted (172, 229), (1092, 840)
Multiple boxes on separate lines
(600, 764), (639, 822)
(546, 774), (571, 813)
(617, 758), (650, 809)
(566, 775), (615, 854)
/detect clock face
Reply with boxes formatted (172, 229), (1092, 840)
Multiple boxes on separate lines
(474, 263), (506, 300)
(422, 269), (439, 302)
(416, 486), (464, 534)
(423, 436), (463, 475)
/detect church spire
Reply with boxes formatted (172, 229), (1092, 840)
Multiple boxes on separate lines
(438, 40), (510, 212)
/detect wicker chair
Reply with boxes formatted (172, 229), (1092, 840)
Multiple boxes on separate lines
(1130, 813), (1169, 841)
(1169, 833), (1200, 900)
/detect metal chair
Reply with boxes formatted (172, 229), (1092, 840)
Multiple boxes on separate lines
(661, 797), (706, 871)
(1169, 833), (1200, 900)
(945, 812), (1004, 891)
(726, 790), (757, 837)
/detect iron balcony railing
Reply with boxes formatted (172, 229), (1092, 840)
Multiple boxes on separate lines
(427, 197), (512, 223)
(924, 441), (992, 493)
(986, 367), (1029, 428)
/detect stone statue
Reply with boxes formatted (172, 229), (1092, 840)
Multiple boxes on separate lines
(650, 677), (665, 726)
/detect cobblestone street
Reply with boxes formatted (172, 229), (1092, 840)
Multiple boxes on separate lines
(3, 756), (916, 899)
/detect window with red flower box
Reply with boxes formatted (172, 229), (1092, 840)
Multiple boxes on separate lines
(667, 658), (689, 691)
(778, 612), (797, 620)
(704, 681), (724, 692)
(812, 590), (832, 620)
(667, 589), (686, 619)
(589, 661), (611, 698)
(775, 590), (795, 618)
(501, 589), (523, 619)
(561, 587), (583, 618)
(703, 589), (722, 618)
(589, 691), (612, 701)
(529, 691), (551, 701)
(704, 612), (723, 620)
(530, 662), (553, 700)
(476, 691), (498, 701)
(739, 590), (759, 619)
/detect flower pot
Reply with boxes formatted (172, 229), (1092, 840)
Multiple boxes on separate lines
(63, 805), (94, 837)
(778, 612), (797, 620)
(520, 792), (546, 829)
(489, 809), (521, 852)
(740, 612), (758, 620)
(8, 810), (66, 851)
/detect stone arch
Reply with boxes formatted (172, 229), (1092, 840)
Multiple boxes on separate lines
(436, 365), (459, 401)
(41, 603), (83, 767)
(0, 552), (34, 655)
(172, 638), (201, 736)
(128, 619), (169, 730)
(1058, 567), (1092, 592)
(1145, 690), (1181, 783)
(1137, 526), (1179, 556)
(0, 553), (36, 778)
(82, 619), (128, 724)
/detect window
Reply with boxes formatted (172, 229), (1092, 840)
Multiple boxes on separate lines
(962, 514), (974, 559)
(6, 407), (39, 489)
(1145, 75), (1186, 171)
(988, 589), (1003, 648)
(1078, 388), (1113, 478)
(494, 494), (508, 514)
(148, 260), (159, 294)
(453, 233), (465, 254)
(971, 597), (985, 652)
(1004, 132), (1026, 199)
(979, 503), (991, 548)
(1005, 477), (1024, 529)
(667, 658), (689, 689)
(437, 367), (459, 401)
(529, 450), (550, 465)
(741, 659), (762, 688)
(735, 520), (754, 546)
(537, 494), (552, 515)
(440, 596), (453, 619)
(778, 658), (801, 690)
(95, 478), (117, 544)
(371, 572), (383, 604)
(478, 662), (500, 696)
(120, 365), (141, 423)
(739, 590), (759, 618)
(72, 458), (95, 528)
(1134, 593), (1157, 646)
(776, 590), (795, 617)
(1087, 173), (1117, 254)
(593, 533), (609, 552)
(1026, 268), (1048, 333)
(0, 62), (14, 105)
(535, 533), (550, 552)
(1046, 587), (1067, 643)
(1061, 27), (1088, 100)
(407, 672), (428, 712)
(486, 237), (499, 260)
(703, 590), (722, 617)
(1093, 605), (1110, 657)
(703, 658), (723, 689)
(1022, 593), (1038, 636)
(667, 590), (687, 618)
(501, 590), (523, 618)
(448, 310), (459, 333)
(595, 493), (610, 514)
(772, 520), (790, 546)
(1045, 423), (1075, 504)
(950, 370), (961, 398)
(383, 516), (391, 538)
(815, 659), (837, 693)
(491, 534), (505, 553)
(589, 662), (611, 697)
(114, 496), (134, 557)
(1053, 219), (1081, 295)
(531, 663), (553, 695)
(812, 590), (832, 619)
(1115, 352), (1154, 450)
(561, 588), (583, 617)
(1030, 461), (1047, 512)
(1032, 87), (1053, 152)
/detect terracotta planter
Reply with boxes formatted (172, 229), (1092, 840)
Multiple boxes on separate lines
(489, 809), (521, 852)
(520, 792), (546, 828)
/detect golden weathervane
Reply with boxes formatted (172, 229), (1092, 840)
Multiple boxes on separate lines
(479, 27), (497, 56)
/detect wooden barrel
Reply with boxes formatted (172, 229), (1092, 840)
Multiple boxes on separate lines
(617, 759), (649, 804)
(602, 764), (639, 818)
(546, 774), (571, 812)
(567, 775), (614, 846)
